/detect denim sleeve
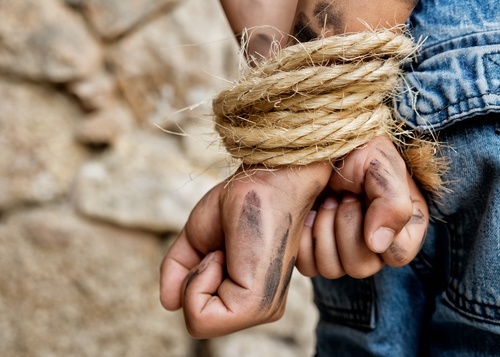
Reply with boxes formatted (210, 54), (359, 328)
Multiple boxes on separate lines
(395, 0), (500, 132)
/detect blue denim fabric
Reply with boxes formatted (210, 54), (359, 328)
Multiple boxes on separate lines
(313, 115), (500, 356)
(395, 0), (500, 131)
(313, 0), (500, 355)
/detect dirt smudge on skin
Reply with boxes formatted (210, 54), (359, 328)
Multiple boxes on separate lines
(261, 213), (292, 309)
(293, 12), (319, 42)
(239, 190), (264, 240)
(409, 207), (425, 224)
(277, 256), (296, 305)
(389, 242), (407, 263)
(313, 0), (345, 34)
(369, 159), (391, 192)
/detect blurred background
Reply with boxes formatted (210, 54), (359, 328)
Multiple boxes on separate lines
(0, 0), (318, 356)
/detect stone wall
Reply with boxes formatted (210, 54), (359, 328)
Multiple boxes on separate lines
(0, 0), (318, 356)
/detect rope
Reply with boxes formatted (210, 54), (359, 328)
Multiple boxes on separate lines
(213, 29), (446, 193)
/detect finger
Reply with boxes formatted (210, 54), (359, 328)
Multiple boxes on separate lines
(183, 249), (287, 339)
(159, 184), (224, 311)
(183, 184), (225, 254)
(181, 164), (332, 338)
(361, 139), (413, 253)
(296, 210), (319, 277)
(335, 193), (384, 278)
(380, 172), (429, 267)
(182, 250), (241, 338)
(330, 137), (413, 253)
(313, 196), (346, 279)
(160, 231), (204, 311)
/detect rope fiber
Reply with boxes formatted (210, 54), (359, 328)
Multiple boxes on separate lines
(213, 29), (446, 193)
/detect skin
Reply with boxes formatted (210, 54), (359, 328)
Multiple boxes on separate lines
(293, 0), (419, 38)
(160, 0), (425, 338)
(161, 163), (331, 337)
(297, 137), (428, 279)
(219, 0), (298, 60)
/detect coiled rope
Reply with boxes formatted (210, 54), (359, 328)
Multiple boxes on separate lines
(213, 29), (446, 192)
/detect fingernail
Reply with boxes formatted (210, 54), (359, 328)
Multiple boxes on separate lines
(342, 193), (358, 203)
(371, 228), (395, 253)
(305, 211), (317, 227)
(197, 252), (215, 273)
(322, 196), (338, 209)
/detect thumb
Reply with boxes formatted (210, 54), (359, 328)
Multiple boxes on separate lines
(362, 146), (413, 253)
(363, 192), (412, 253)
(329, 137), (413, 253)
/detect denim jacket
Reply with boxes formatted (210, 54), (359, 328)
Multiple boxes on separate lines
(395, 0), (500, 132)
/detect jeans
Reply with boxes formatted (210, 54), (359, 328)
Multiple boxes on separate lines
(312, 114), (500, 356)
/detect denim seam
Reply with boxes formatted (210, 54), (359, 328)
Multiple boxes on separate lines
(313, 277), (377, 330)
(406, 96), (500, 131)
(416, 29), (500, 61)
(316, 305), (375, 330)
(443, 291), (500, 325)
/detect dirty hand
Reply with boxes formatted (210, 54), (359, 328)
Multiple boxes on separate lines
(160, 163), (331, 338)
(297, 136), (429, 279)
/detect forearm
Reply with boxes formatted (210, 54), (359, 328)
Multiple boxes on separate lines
(220, 0), (298, 58)
(293, 0), (418, 40)
(221, 0), (418, 58)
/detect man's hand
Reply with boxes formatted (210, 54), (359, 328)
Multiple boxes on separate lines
(160, 163), (331, 338)
(297, 136), (429, 279)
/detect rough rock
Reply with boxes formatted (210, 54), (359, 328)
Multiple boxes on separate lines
(67, 0), (180, 40)
(74, 130), (226, 232)
(0, 0), (102, 82)
(107, 0), (239, 125)
(0, 0), (319, 355)
(74, 102), (134, 146)
(179, 118), (233, 172)
(67, 71), (118, 111)
(0, 77), (88, 211)
(0, 206), (193, 357)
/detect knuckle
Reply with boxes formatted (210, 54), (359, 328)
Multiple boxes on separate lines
(344, 262), (382, 279)
(384, 199), (413, 226)
(159, 294), (170, 310)
(185, 314), (210, 338)
(186, 324), (205, 339)
(295, 255), (318, 277)
(345, 267), (369, 279)
(298, 267), (317, 277)
(318, 264), (345, 279)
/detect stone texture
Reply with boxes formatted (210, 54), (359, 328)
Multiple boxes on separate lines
(107, 0), (239, 125)
(74, 130), (227, 233)
(0, 0), (319, 355)
(74, 102), (134, 146)
(67, 0), (180, 40)
(180, 118), (234, 171)
(68, 71), (118, 111)
(0, 0), (102, 82)
(0, 77), (88, 211)
(0, 206), (193, 357)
